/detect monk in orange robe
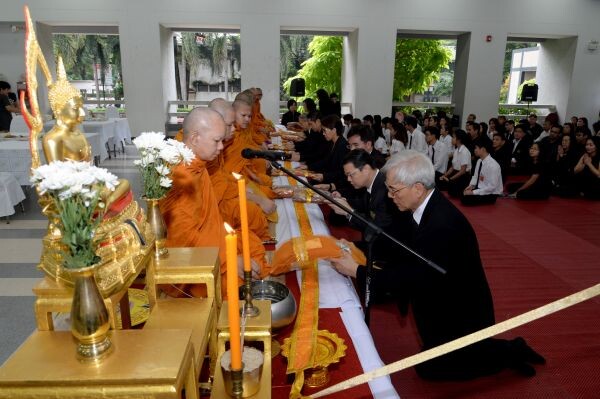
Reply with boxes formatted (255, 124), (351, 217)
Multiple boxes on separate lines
(249, 87), (274, 145)
(207, 98), (274, 241)
(160, 107), (269, 298)
(223, 98), (277, 202)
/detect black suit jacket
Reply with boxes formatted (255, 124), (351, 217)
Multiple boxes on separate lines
(296, 129), (329, 165)
(310, 136), (349, 187)
(357, 189), (495, 348)
(348, 171), (394, 232)
(511, 135), (532, 172)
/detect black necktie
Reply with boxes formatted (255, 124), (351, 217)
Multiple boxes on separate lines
(431, 146), (435, 163)
(474, 160), (483, 189)
(409, 135), (413, 149)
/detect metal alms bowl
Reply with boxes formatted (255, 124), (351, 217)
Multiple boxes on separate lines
(240, 280), (297, 329)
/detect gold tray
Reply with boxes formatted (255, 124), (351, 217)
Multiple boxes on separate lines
(281, 329), (347, 369)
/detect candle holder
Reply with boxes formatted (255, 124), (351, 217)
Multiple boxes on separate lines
(220, 348), (264, 398)
(242, 271), (260, 318)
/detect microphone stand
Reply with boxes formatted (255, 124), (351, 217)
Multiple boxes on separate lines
(268, 160), (446, 326)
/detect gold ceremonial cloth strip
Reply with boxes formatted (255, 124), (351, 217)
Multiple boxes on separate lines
(284, 161), (320, 398)
(309, 283), (600, 398)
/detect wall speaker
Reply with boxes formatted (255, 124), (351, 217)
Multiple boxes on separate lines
(290, 78), (305, 97)
(520, 84), (538, 102)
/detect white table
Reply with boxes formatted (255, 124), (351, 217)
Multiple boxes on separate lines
(271, 138), (399, 399)
(0, 172), (25, 219)
(0, 133), (102, 185)
(111, 118), (132, 144)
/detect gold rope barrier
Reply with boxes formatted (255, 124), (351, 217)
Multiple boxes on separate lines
(309, 283), (600, 398)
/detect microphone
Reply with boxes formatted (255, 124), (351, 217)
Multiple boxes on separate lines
(241, 148), (291, 161)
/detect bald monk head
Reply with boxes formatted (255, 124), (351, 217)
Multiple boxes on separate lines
(182, 107), (226, 161)
(232, 99), (252, 130)
(235, 90), (254, 106)
(209, 98), (236, 141)
(250, 87), (263, 101)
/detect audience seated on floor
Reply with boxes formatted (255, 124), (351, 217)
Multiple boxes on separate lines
(510, 124), (533, 175)
(461, 140), (503, 206)
(438, 129), (472, 197)
(491, 133), (511, 183)
(424, 126), (449, 180)
(507, 143), (553, 200)
(573, 136), (600, 199)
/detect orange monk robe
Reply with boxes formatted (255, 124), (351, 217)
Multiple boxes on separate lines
(159, 158), (270, 298)
(205, 154), (271, 241)
(250, 100), (273, 146)
(223, 128), (276, 199)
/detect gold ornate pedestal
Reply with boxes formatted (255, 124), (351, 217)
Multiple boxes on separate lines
(0, 329), (198, 399)
(32, 276), (132, 331)
(145, 246), (221, 379)
(213, 300), (271, 398)
(146, 247), (221, 308)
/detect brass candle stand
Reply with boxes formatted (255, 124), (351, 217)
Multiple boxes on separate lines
(242, 272), (260, 317)
(230, 367), (244, 398)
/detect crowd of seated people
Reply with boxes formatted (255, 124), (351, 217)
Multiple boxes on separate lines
(281, 91), (600, 203)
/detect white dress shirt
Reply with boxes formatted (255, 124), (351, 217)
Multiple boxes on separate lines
(534, 130), (549, 143)
(427, 140), (449, 174)
(469, 155), (503, 195)
(413, 189), (435, 225)
(439, 134), (453, 153)
(389, 139), (405, 155)
(452, 144), (472, 172)
(407, 129), (427, 154)
(374, 136), (389, 154)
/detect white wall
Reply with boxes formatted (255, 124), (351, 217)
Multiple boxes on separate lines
(536, 38), (577, 121)
(0, 25), (25, 89)
(2, 0), (599, 134)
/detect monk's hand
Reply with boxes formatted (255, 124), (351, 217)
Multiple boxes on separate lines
(259, 197), (277, 214)
(328, 251), (359, 278)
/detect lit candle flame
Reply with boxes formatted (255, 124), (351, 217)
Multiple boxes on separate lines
(232, 172), (242, 180)
(224, 222), (235, 234)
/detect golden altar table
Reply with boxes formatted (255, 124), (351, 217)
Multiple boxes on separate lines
(0, 329), (198, 399)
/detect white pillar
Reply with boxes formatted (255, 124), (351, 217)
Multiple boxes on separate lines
(353, 25), (397, 118)
(119, 18), (166, 135)
(341, 31), (358, 116)
(565, 37), (600, 123)
(453, 30), (507, 126)
(240, 17), (279, 122)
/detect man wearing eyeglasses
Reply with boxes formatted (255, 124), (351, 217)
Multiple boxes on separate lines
(329, 150), (545, 381)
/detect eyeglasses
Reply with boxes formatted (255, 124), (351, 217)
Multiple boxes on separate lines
(386, 184), (410, 196)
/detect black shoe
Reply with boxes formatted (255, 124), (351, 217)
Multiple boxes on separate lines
(512, 337), (546, 365)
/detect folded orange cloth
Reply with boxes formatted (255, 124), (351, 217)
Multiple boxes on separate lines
(271, 235), (366, 275)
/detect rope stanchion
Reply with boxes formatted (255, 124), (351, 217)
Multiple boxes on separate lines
(309, 283), (600, 398)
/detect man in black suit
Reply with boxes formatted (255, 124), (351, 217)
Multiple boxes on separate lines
(329, 150), (545, 380)
(326, 150), (395, 232)
(510, 124), (532, 174)
(347, 124), (387, 169)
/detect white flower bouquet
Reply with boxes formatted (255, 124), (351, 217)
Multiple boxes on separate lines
(133, 132), (195, 199)
(30, 160), (120, 269)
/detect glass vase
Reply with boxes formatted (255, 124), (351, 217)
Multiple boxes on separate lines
(69, 265), (112, 361)
(144, 197), (169, 259)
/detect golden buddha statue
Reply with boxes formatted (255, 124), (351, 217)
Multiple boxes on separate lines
(21, 7), (153, 297)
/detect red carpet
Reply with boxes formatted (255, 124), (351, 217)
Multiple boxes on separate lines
(358, 196), (600, 398)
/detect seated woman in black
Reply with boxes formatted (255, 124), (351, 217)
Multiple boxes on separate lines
(310, 115), (349, 193)
(574, 137), (600, 200)
(507, 143), (552, 200)
(281, 99), (299, 126)
(552, 134), (579, 197)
